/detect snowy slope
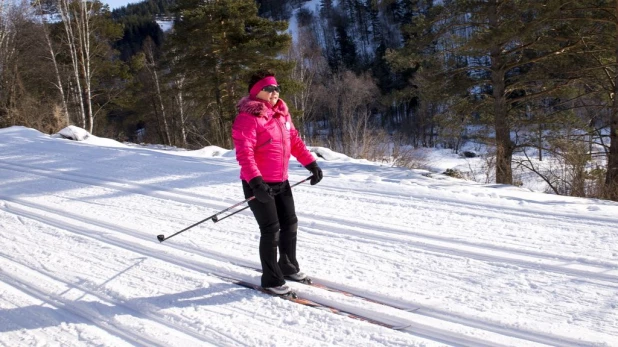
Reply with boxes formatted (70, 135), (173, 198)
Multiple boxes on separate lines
(0, 126), (617, 346)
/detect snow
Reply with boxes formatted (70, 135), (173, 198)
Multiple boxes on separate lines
(287, 0), (322, 43)
(156, 20), (173, 33)
(1, 125), (617, 346)
(54, 125), (92, 141)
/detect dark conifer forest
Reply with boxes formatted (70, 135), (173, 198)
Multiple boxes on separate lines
(1, 0), (618, 200)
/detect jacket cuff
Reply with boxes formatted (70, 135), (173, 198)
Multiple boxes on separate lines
(304, 161), (318, 170)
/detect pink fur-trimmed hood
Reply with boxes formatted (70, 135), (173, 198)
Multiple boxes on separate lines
(236, 96), (289, 118)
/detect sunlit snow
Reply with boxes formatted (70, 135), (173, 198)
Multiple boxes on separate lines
(0, 125), (617, 346)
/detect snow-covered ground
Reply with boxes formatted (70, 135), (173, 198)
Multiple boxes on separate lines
(1, 125), (617, 346)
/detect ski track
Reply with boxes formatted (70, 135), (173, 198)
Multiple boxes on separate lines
(2, 164), (617, 278)
(0, 206), (423, 347)
(1, 161), (616, 283)
(0, 212), (542, 347)
(310, 182), (618, 227)
(0, 193), (606, 346)
(5, 159), (617, 228)
(300, 219), (618, 284)
(1, 160), (616, 345)
(6, 159), (618, 227)
(0, 263), (167, 347)
(4, 159), (617, 235)
(0, 255), (255, 347)
(2, 175), (617, 286)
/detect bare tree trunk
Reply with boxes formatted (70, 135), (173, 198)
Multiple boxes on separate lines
(144, 40), (171, 145)
(152, 67), (171, 145)
(45, 31), (70, 125)
(74, 0), (94, 132)
(0, 0), (10, 56)
(35, 0), (70, 125)
(58, 0), (86, 129)
(288, 39), (319, 137)
(492, 70), (513, 184)
(0, 0), (17, 126)
(174, 76), (187, 147)
(538, 122), (543, 161)
(607, 4), (618, 200)
(0, 0), (15, 91)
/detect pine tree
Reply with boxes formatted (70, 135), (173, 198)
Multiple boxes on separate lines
(255, 0), (292, 20)
(554, 0), (618, 200)
(166, 0), (292, 148)
(332, 12), (357, 71)
(380, 0), (436, 144)
(390, 0), (587, 185)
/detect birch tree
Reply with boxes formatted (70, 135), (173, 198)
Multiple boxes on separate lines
(0, 0), (15, 91)
(0, 0), (12, 64)
(56, 0), (121, 133)
(172, 76), (188, 147)
(34, 0), (70, 125)
(0, 0), (16, 125)
(57, 0), (87, 128)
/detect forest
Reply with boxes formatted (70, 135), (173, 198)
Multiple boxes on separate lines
(1, 0), (618, 201)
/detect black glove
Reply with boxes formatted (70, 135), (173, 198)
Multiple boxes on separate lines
(304, 161), (323, 185)
(249, 176), (274, 203)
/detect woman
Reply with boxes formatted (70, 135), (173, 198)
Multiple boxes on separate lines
(232, 69), (323, 295)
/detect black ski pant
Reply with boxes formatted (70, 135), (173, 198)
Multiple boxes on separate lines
(242, 179), (300, 288)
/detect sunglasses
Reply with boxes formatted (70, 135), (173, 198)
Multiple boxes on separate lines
(262, 85), (281, 93)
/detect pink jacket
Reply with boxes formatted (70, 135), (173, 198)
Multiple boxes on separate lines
(232, 96), (315, 183)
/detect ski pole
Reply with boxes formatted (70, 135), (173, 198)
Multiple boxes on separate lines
(157, 196), (254, 243)
(156, 176), (313, 243)
(212, 176), (312, 223)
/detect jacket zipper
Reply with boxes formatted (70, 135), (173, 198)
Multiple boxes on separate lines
(278, 119), (286, 175)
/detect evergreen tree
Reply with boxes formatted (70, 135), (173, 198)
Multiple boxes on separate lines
(111, 0), (174, 62)
(114, 16), (164, 61)
(390, 0), (586, 185)
(367, 0), (382, 45)
(255, 0), (292, 20)
(111, 0), (175, 19)
(332, 12), (357, 71)
(554, 0), (618, 200)
(378, 0), (435, 144)
(166, 0), (293, 148)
